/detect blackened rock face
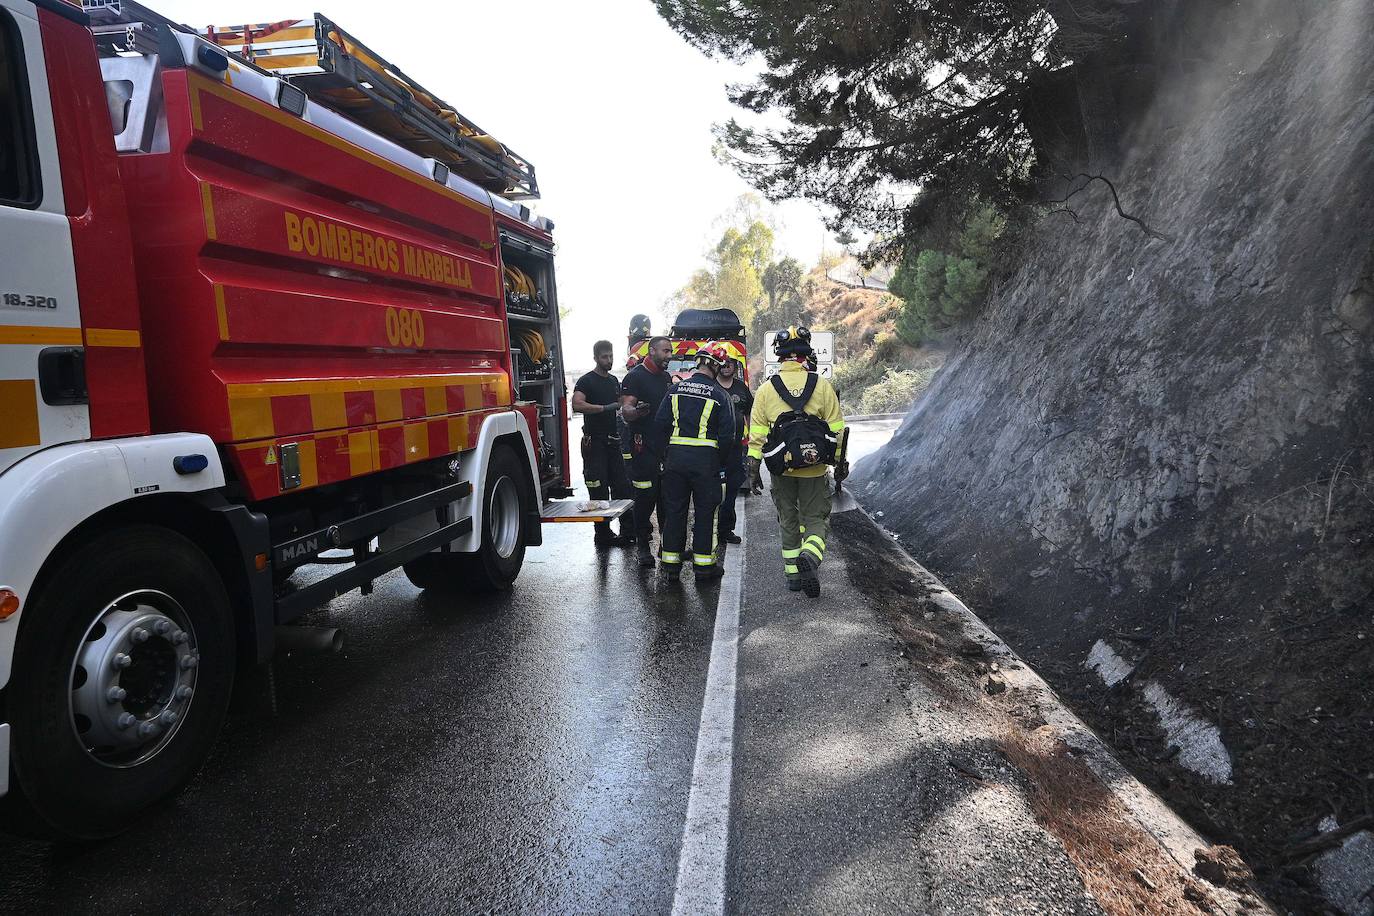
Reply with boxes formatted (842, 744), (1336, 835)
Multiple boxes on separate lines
(853, 2), (1374, 905)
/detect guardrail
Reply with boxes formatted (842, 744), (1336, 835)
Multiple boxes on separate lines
(845, 413), (906, 423)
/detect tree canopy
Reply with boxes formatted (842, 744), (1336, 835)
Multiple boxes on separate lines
(654, 0), (1144, 259)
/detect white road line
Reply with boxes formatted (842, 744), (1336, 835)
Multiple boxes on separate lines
(670, 511), (746, 916)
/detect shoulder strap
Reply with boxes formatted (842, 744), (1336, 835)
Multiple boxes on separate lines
(770, 372), (817, 413)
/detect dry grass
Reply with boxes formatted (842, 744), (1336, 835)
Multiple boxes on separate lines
(998, 727), (1219, 916)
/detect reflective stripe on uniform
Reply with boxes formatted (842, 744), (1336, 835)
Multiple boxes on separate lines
(747, 445), (763, 459)
(632, 480), (654, 489)
(622, 453), (632, 460)
(781, 548), (801, 559)
(829, 419), (846, 432)
(670, 436), (716, 446)
(584, 479), (601, 488)
(784, 563), (799, 575)
(697, 398), (715, 440)
(749, 423), (771, 437)
(801, 536), (825, 561)
(804, 534), (826, 553)
(693, 554), (715, 567)
(661, 551), (682, 563)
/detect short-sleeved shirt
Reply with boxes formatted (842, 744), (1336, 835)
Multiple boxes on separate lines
(718, 379), (753, 440)
(574, 370), (621, 437)
(620, 362), (671, 438)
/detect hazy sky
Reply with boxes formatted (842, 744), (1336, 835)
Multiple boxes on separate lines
(152, 0), (832, 369)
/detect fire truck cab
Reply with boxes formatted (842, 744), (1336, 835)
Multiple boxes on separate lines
(0, 0), (574, 839)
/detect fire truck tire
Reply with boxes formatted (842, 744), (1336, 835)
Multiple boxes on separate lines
(402, 444), (529, 593)
(460, 443), (530, 591)
(1, 526), (236, 841)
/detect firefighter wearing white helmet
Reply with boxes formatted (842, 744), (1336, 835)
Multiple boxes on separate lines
(747, 326), (846, 597)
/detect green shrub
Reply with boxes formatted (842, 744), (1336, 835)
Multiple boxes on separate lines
(858, 367), (933, 415)
(889, 203), (1003, 345)
(832, 357), (886, 408)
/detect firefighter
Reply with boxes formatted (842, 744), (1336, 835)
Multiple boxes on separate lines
(715, 355), (752, 543)
(747, 327), (845, 597)
(620, 335), (674, 567)
(571, 340), (632, 547)
(653, 342), (737, 582)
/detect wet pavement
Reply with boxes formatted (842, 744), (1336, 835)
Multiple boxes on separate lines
(0, 420), (1246, 915)
(0, 517), (719, 913)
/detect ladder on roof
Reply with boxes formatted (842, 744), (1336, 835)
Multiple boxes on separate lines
(81, 2), (539, 200)
(204, 14), (539, 200)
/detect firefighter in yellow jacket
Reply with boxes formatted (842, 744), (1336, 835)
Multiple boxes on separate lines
(746, 327), (846, 597)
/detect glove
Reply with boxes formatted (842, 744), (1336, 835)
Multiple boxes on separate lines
(834, 459), (850, 484)
(746, 457), (763, 494)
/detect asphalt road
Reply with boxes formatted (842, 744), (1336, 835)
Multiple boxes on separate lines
(0, 419), (1225, 914)
(0, 424), (902, 914)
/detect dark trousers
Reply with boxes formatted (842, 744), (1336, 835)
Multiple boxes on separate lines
(719, 454), (745, 536)
(660, 449), (724, 568)
(624, 447), (663, 541)
(582, 434), (630, 534)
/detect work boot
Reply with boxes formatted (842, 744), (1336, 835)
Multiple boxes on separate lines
(593, 523), (615, 547)
(796, 553), (821, 598)
(660, 562), (682, 583)
(786, 576), (804, 592)
(721, 531), (742, 545)
(637, 542), (656, 568)
(694, 563), (724, 583)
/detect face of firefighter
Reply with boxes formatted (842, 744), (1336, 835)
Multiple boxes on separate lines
(594, 347), (614, 373)
(717, 360), (736, 382)
(649, 339), (672, 369)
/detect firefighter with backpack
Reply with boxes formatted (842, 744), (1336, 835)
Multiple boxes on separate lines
(747, 327), (847, 597)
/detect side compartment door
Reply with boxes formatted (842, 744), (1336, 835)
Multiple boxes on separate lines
(0, 0), (88, 475)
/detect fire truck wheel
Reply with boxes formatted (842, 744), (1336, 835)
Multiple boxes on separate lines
(1, 526), (236, 841)
(461, 443), (530, 591)
(402, 444), (529, 593)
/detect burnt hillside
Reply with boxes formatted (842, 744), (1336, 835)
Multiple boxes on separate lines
(854, 1), (1374, 908)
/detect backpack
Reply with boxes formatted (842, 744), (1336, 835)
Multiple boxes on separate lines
(761, 373), (837, 474)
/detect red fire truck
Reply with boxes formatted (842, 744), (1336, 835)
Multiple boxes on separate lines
(628, 308), (749, 382)
(0, 0), (582, 838)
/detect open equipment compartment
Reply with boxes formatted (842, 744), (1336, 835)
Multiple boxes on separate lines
(501, 229), (569, 496)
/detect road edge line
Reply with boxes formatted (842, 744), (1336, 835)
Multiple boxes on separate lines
(670, 511), (746, 916)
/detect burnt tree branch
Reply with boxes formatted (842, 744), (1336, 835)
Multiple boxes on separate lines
(1045, 173), (1176, 242)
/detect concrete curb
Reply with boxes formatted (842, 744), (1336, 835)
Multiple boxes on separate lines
(837, 497), (1274, 915)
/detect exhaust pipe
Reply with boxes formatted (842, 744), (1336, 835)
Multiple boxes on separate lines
(274, 625), (344, 655)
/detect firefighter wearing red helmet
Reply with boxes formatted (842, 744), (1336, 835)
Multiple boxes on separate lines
(747, 326), (846, 597)
(651, 341), (739, 582)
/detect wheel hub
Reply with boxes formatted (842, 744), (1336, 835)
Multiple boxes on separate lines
(489, 474), (521, 560)
(69, 590), (198, 767)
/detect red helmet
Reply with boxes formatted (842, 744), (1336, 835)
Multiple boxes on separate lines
(695, 340), (730, 369)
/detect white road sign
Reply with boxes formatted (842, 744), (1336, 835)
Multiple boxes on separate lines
(765, 330), (835, 365)
(764, 362), (833, 379)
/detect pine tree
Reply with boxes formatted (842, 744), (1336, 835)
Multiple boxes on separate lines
(654, 0), (1142, 258)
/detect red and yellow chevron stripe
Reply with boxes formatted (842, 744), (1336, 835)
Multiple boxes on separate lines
(628, 338), (746, 360)
(226, 371), (510, 442)
(222, 371), (512, 500)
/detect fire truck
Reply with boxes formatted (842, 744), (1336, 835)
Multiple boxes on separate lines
(0, 0), (587, 838)
(628, 308), (749, 382)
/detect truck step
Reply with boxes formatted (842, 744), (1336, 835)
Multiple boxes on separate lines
(540, 499), (634, 524)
